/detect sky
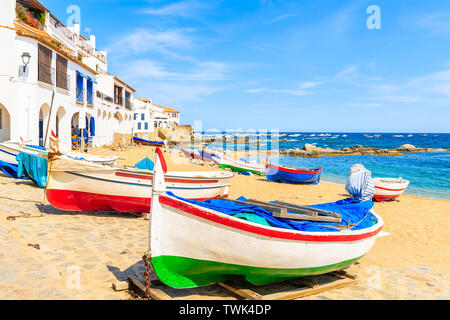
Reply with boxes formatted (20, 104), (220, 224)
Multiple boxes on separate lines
(40, 0), (450, 132)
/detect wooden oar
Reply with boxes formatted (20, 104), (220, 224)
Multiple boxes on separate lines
(219, 198), (341, 223)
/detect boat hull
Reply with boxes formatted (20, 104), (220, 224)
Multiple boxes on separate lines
(266, 165), (321, 184)
(219, 157), (266, 176)
(150, 195), (383, 289)
(133, 137), (164, 147)
(46, 158), (233, 213)
(373, 178), (409, 202)
(0, 143), (19, 165)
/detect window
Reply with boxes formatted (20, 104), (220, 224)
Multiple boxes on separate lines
(76, 72), (84, 102)
(87, 79), (93, 105)
(134, 113), (137, 120)
(137, 122), (141, 130)
(154, 121), (157, 128)
(125, 91), (131, 108)
(141, 113), (145, 121)
(144, 122), (148, 130)
(114, 85), (123, 105)
(38, 44), (52, 85)
(56, 55), (68, 89)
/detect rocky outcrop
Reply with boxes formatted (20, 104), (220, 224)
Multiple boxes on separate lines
(158, 126), (193, 146)
(280, 144), (446, 158)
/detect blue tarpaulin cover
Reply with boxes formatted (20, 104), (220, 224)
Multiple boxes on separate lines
(16, 152), (48, 188)
(135, 157), (154, 171)
(167, 192), (377, 232)
(0, 160), (27, 180)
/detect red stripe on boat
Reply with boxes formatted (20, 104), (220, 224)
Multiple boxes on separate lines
(115, 172), (219, 184)
(269, 164), (321, 175)
(46, 189), (222, 213)
(159, 196), (383, 242)
(374, 186), (406, 192)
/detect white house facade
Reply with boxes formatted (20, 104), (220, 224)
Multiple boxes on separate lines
(133, 98), (181, 133)
(0, 0), (134, 152)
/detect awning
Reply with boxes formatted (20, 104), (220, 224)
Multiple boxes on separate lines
(76, 71), (97, 84)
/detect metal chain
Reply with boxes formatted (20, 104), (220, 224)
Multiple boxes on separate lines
(142, 250), (152, 299)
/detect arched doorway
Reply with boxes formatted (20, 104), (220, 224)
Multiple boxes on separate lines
(0, 103), (11, 142)
(39, 103), (50, 146)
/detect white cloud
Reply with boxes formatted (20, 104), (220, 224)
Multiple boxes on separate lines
(142, 0), (212, 18)
(266, 14), (298, 24)
(105, 28), (193, 56)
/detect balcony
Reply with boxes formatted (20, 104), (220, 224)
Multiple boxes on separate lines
(48, 15), (74, 42)
(16, 2), (45, 31)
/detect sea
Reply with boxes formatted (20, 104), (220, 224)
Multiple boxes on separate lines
(199, 132), (450, 200)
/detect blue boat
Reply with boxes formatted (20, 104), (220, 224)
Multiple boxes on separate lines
(266, 164), (322, 184)
(133, 136), (165, 147)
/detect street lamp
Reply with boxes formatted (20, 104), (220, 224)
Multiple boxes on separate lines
(21, 52), (31, 73)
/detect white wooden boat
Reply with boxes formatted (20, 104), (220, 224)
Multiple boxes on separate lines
(219, 156), (266, 176)
(373, 178), (410, 201)
(148, 149), (385, 289)
(0, 142), (118, 166)
(46, 152), (234, 213)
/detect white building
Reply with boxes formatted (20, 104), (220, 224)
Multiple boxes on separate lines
(0, 0), (134, 152)
(132, 98), (181, 134)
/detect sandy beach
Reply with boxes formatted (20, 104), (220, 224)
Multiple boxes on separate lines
(0, 145), (448, 300)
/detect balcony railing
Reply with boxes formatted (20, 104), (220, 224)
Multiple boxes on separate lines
(78, 37), (94, 55)
(38, 62), (70, 90)
(48, 15), (74, 42)
(97, 91), (114, 104)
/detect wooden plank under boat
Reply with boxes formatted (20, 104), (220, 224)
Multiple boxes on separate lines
(373, 178), (410, 201)
(45, 153), (234, 213)
(266, 164), (322, 184)
(148, 149), (385, 289)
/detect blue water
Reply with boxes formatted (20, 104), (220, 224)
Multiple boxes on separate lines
(199, 132), (450, 200)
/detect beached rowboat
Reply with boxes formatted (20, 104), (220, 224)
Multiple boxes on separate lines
(45, 154), (234, 213)
(218, 156), (266, 176)
(148, 150), (385, 289)
(373, 178), (410, 201)
(266, 164), (322, 184)
(0, 142), (118, 166)
(181, 148), (202, 160)
(133, 136), (165, 147)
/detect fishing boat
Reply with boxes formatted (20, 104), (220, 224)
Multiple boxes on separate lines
(148, 149), (385, 289)
(181, 147), (202, 160)
(219, 156), (266, 176)
(266, 164), (321, 184)
(133, 136), (165, 147)
(45, 149), (234, 213)
(0, 142), (118, 166)
(373, 178), (410, 201)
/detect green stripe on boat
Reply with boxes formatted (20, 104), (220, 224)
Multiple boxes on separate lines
(220, 164), (266, 176)
(150, 255), (362, 289)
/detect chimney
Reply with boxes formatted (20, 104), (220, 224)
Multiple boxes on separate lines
(90, 35), (96, 50)
(73, 21), (80, 35)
